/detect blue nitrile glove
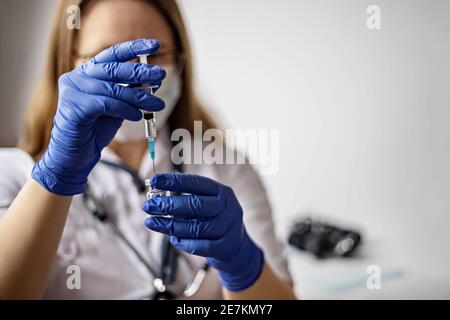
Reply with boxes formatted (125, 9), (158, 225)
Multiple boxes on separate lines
(32, 39), (166, 195)
(142, 173), (265, 292)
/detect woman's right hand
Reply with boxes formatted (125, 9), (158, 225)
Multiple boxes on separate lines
(32, 39), (166, 196)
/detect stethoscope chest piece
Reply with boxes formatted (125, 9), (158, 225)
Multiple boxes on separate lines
(151, 278), (176, 300)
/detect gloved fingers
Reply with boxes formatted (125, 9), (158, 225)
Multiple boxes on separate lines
(168, 222), (242, 259)
(169, 237), (213, 257)
(92, 95), (143, 121)
(145, 216), (228, 240)
(59, 87), (143, 121)
(92, 38), (160, 64)
(81, 61), (165, 85)
(150, 173), (223, 196)
(95, 116), (124, 147)
(66, 73), (165, 112)
(142, 194), (226, 218)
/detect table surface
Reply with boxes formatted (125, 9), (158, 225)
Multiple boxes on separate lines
(287, 234), (450, 299)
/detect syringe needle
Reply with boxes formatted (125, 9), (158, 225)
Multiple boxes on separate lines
(152, 158), (156, 176)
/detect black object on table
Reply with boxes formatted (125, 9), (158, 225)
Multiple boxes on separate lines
(288, 218), (362, 259)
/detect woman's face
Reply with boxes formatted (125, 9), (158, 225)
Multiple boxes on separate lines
(74, 0), (177, 67)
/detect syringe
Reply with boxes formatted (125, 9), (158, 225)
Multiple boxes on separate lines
(138, 54), (158, 175)
(144, 109), (157, 174)
(138, 54), (170, 200)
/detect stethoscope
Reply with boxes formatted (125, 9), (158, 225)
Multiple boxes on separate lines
(82, 159), (209, 300)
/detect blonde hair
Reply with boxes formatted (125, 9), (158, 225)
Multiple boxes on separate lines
(18, 0), (216, 160)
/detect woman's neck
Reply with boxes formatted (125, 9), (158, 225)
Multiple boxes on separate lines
(109, 139), (147, 172)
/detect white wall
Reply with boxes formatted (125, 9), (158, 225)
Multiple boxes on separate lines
(1, 0), (449, 277)
(0, 0), (57, 145)
(178, 0), (450, 273)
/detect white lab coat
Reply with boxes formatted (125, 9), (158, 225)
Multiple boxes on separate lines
(0, 127), (290, 299)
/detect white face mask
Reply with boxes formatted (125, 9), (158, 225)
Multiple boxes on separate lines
(114, 65), (182, 142)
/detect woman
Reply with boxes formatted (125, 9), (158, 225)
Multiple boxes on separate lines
(0, 0), (295, 299)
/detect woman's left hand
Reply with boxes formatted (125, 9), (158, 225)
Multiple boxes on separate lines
(142, 173), (265, 292)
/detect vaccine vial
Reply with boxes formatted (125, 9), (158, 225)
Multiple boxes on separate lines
(145, 179), (171, 200)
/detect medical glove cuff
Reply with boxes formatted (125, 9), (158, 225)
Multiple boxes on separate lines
(31, 153), (89, 196)
(209, 232), (265, 292)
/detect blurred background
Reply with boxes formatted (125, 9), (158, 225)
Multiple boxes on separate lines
(0, 0), (449, 298)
